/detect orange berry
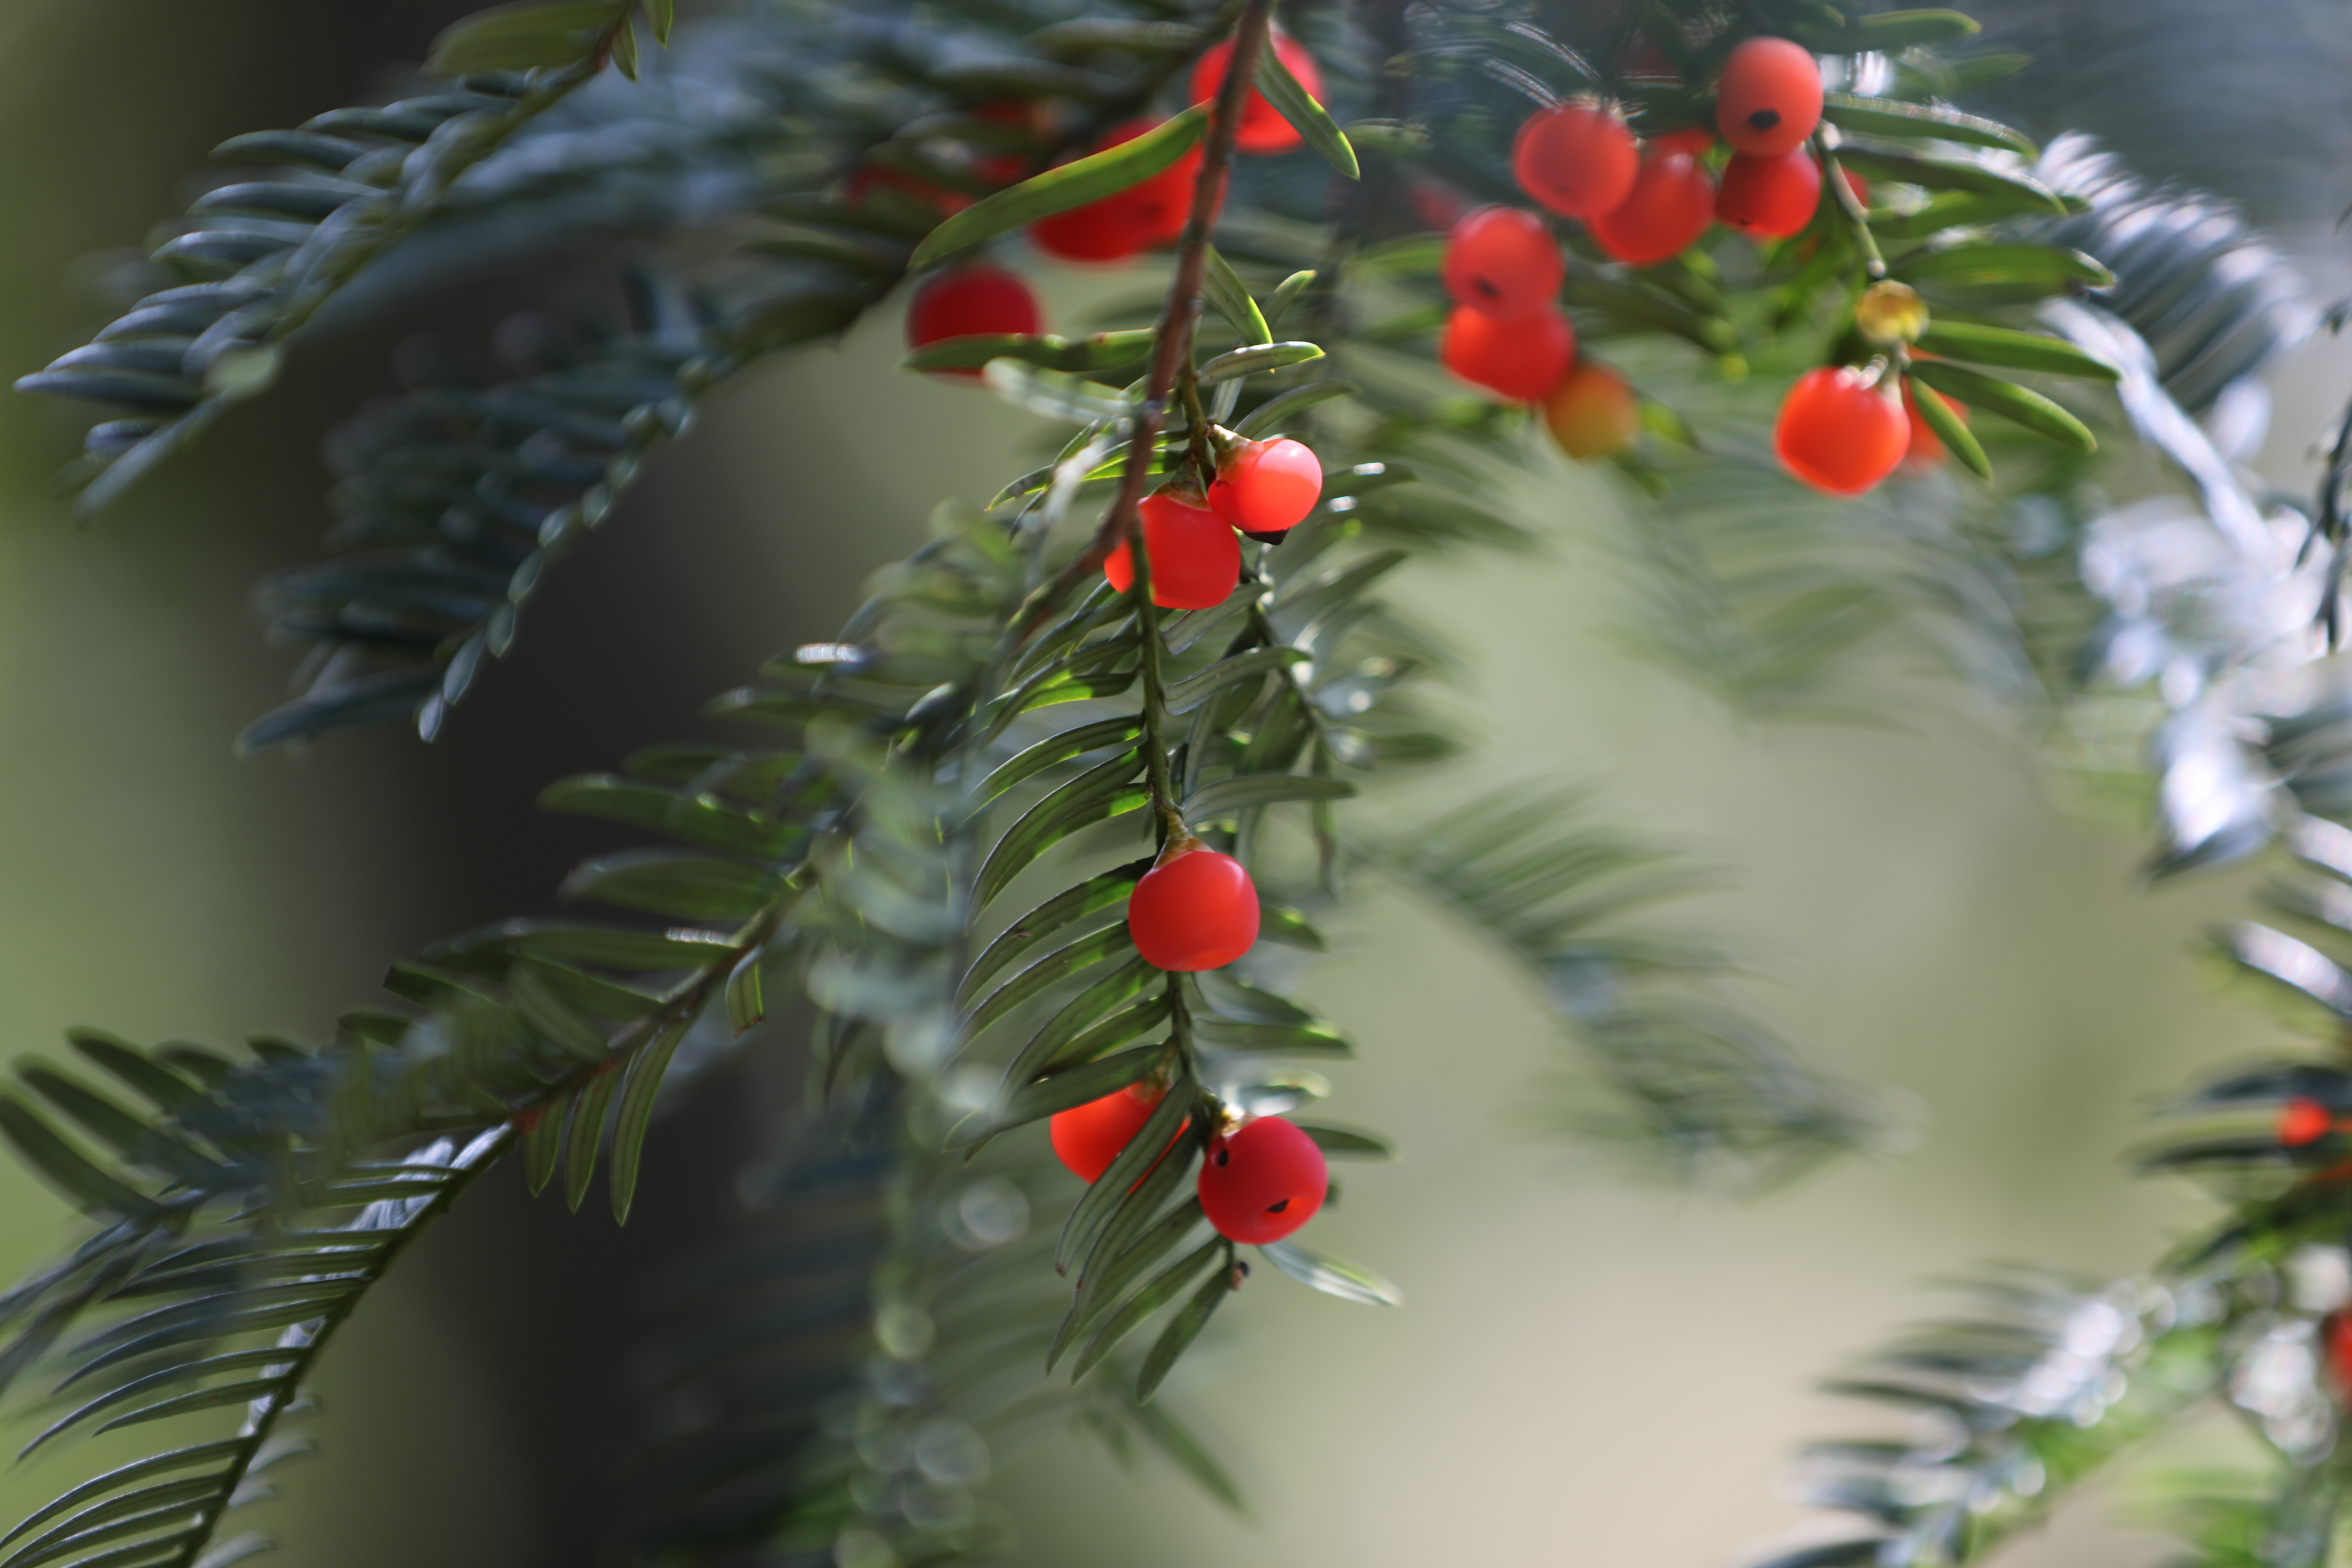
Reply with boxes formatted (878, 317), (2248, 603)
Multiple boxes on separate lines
(1543, 361), (1639, 459)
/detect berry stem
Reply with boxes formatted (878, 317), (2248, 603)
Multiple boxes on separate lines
(1007, 0), (1275, 645)
(1133, 576), (1186, 842)
(1180, 372), (1216, 487)
(1813, 130), (1884, 280)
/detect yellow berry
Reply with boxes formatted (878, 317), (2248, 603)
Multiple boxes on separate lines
(1543, 362), (1640, 460)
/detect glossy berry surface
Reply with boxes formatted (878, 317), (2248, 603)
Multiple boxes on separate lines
(1900, 382), (1968, 470)
(1511, 102), (1639, 219)
(1051, 1082), (1172, 1183)
(1128, 844), (1259, 971)
(1543, 361), (1639, 459)
(1715, 36), (1822, 157)
(1198, 1116), (1327, 1244)
(904, 265), (1043, 377)
(1190, 32), (1326, 155)
(1715, 148), (1821, 239)
(1443, 206), (1564, 318)
(1586, 151), (1715, 267)
(2281, 1096), (2334, 1148)
(1030, 120), (1201, 262)
(1209, 438), (1323, 535)
(1774, 365), (1908, 497)
(1440, 304), (1575, 402)
(1103, 491), (1241, 609)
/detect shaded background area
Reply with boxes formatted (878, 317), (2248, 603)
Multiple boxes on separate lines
(0, 2), (2347, 1565)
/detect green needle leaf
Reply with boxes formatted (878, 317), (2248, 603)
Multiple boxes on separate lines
(1821, 92), (2033, 155)
(1906, 359), (2096, 452)
(427, 0), (631, 76)
(909, 108), (1208, 269)
(1203, 247), (1273, 344)
(1903, 375), (1991, 480)
(1254, 47), (1357, 179)
(1913, 321), (2120, 382)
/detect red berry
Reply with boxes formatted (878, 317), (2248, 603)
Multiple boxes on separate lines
(1648, 126), (1717, 158)
(1031, 120), (1203, 262)
(1900, 381), (1968, 471)
(1104, 491), (1242, 609)
(1439, 304), (1575, 402)
(1033, 202), (1149, 263)
(1586, 151), (1715, 267)
(1442, 205), (1564, 318)
(1208, 438), (1323, 535)
(1410, 176), (1469, 232)
(2328, 1312), (2352, 1395)
(1127, 843), (1259, 971)
(1512, 102), (1639, 219)
(905, 265), (1043, 378)
(1715, 148), (1821, 239)
(1190, 31), (1326, 155)
(1198, 1116), (1327, 1244)
(1773, 365), (1908, 497)
(1543, 360), (1639, 459)
(1715, 37), (1823, 157)
(1050, 1082), (1189, 1183)
(1107, 118), (1205, 245)
(2281, 1096), (2335, 1148)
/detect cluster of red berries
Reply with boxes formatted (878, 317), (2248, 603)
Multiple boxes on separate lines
(1047, 839), (1326, 1243)
(1051, 1082), (1329, 1245)
(900, 35), (1329, 371)
(1436, 206), (1637, 458)
(1036, 32), (1326, 265)
(1510, 38), (1830, 264)
(1103, 434), (1322, 607)
(1435, 38), (1840, 456)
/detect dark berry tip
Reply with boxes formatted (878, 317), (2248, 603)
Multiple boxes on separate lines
(1749, 108), (1781, 130)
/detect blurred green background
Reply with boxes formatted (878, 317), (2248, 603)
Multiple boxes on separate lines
(0, 3), (2346, 1565)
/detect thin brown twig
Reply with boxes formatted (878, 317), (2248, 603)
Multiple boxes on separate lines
(1008, 0), (1277, 645)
